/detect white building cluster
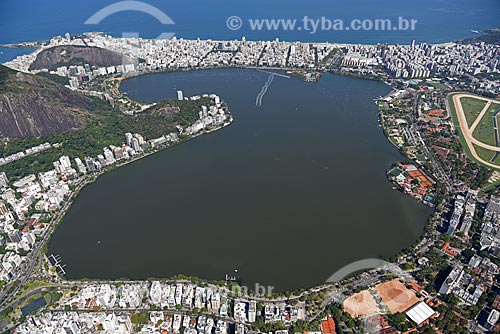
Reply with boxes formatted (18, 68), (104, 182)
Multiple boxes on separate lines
(447, 189), (477, 236)
(17, 280), (306, 333)
(0, 167), (72, 280)
(3, 33), (498, 95)
(480, 195), (500, 255)
(439, 265), (484, 305)
(181, 94), (229, 136)
(0, 142), (51, 166)
(264, 303), (301, 323)
(61, 62), (136, 90)
(16, 311), (133, 334)
(5, 34), (336, 77)
(341, 41), (500, 81)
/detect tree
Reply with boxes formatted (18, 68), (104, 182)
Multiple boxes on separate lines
(130, 311), (149, 324)
(443, 293), (460, 308)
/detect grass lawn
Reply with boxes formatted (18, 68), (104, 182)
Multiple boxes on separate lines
(20, 279), (55, 293)
(448, 94), (500, 170)
(428, 81), (448, 90)
(461, 96), (487, 128)
(473, 144), (495, 162)
(481, 179), (500, 194)
(472, 102), (500, 147)
(415, 153), (427, 162)
(44, 293), (53, 305)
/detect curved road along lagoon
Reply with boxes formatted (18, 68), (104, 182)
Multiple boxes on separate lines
(48, 69), (432, 291)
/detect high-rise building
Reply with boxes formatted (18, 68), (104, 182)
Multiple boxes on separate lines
(104, 148), (115, 164)
(8, 231), (22, 243)
(125, 133), (133, 147)
(0, 200), (8, 215)
(134, 134), (145, 145)
(131, 137), (141, 152)
(59, 156), (72, 169)
(112, 146), (124, 160)
(177, 90), (184, 101)
(97, 154), (107, 167)
(74, 158), (87, 174)
(0, 172), (8, 188)
(85, 157), (96, 172)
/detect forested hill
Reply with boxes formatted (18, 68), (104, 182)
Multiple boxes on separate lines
(0, 64), (94, 138)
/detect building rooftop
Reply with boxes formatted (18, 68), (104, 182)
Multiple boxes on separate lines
(405, 301), (435, 326)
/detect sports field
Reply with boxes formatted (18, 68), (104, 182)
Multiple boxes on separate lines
(460, 97), (487, 127)
(448, 93), (500, 169)
(343, 290), (380, 317)
(343, 279), (420, 317)
(472, 102), (500, 147)
(374, 280), (419, 313)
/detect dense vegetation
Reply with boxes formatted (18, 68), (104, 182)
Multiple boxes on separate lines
(0, 97), (212, 179)
(0, 65), (16, 93)
(37, 72), (70, 86)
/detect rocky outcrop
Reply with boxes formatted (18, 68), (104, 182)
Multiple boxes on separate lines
(0, 65), (93, 138)
(29, 45), (135, 71)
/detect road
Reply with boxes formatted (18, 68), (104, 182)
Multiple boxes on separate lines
(469, 101), (492, 133)
(406, 92), (454, 191)
(0, 177), (89, 311)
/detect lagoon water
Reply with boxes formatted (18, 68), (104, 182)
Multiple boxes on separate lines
(48, 69), (432, 291)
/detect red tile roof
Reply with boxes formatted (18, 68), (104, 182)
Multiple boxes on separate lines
(321, 317), (337, 334)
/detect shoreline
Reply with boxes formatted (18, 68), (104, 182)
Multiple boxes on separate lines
(0, 94), (234, 309)
(53, 69), (430, 286)
(3, 68), (430, 291)
(0, 29), (490, 52)
(0, 39), (452, 326)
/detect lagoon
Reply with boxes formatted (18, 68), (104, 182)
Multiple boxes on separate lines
(48, 69), (432, 291)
